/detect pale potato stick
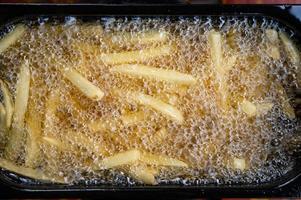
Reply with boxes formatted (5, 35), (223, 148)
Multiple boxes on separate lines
(265, 29), (280, 60)
(241, 100), (274, 117)
(100, 44), (174, 65)
(110, 64), (197, 85)
(120, 111), (146, 126)
(0, 24), (27, 54)
(208, 30), (229, 110)
(275, 82), (295, 119)
(279, 32), (300, 66)
(128, 165), (157, 185)
(233, 157), (247, 170)
(110, 30), (168, 47)
(99, 149), (140, 169)
(241, 100), (257, 117)
(25, 106), (42, 168)
(44, 90), (60, 136)
(13, 61), (30, 128)
(140, 152), (188, 167)
(5, 62), (30, 161)
(60, 67), (104, 101)
(0, 158), (65, 183)
(208, 30), (223, 74)
(133, 93), (184, 124)
(0, 80), (14, 128)
(42, 136), (75, 152)
(0, 103), (6, 131)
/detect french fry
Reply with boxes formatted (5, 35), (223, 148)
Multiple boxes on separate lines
(110, 30), (168, 47)
(279, 32), (300, 66)
(132, 92), (184, 124)
(110, 64), (197, 85)
(5, 62), (30, 161)
(100, 44), (174, 65)
(233, 157), (247, 170)
(140, 152), (188, 167)
(128, 165), (157, 185)
(13, 61), (30, 128)
(121, 111), (147, 126)
(154, 128), (168, 144)
(241, 100), (274, 117)
(0, 80), (14, 128)
(60, 67), (104, 101)
(0, 24), (27, 54)
(0, 158), (65, 183)
(99, 149), (140, 169)
(265, 29), (280, 60)
(42, 136), (75, 152)
(0, 103), (6, 131)
(208, 30), (230, 110)
(25, 106), (42, 168)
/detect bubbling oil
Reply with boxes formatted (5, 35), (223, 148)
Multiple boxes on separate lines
(0, 16), (300, 185)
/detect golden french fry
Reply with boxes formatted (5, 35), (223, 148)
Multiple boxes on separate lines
(0, 80), (14, 128)
(99, 149), (141, 169)
(133, 93), (184, 124)
(233, 157), (247, 170)
(25, 106), (42, 168)
(100, 44), (174, 65)
(61, 67), (104, 101)
(140, 152), (188, 167)
(110, 64), (197, 85)
(0, 158), (65, 183)
(110, 30), (168, 47)
(0, 24), (27, 54)
(13, 61), (31, 128)
(128, 165), (157, 185)
(5, 62), (30, 161)
(279, 32), (300, 66)
(265, 29), (280, 60)
(121, 111), (146, 126)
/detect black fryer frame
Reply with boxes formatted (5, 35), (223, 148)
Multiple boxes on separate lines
(0, 4), (300, 198)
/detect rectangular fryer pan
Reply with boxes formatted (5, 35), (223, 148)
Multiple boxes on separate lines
(0, 3), (300, 198)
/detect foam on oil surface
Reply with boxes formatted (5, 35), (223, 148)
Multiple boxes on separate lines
(0, 16), (300, 185)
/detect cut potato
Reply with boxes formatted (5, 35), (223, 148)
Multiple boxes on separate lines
(25, 106), (42, 168)
(128, 165), (157, 185)
(0, 158), (65, 183)
(0, 24), (27, 54)
(110, 30), (168, 47)
(61, 67), (104, 101)
(256, 102), (274, 115)
(241, 100), (257, 117)
(208, 30), (230, 110)
(99, 149), (140, 169)
(100, 44), (174, 65)
(42, 136), (74, 152)
(140, 152), (188, 167)
(121, 111), (146, 126)
(0, 80), (14, 128)
(233, 157), (246, 170)
(0, 103), (6, 131)
(133, 93), (184, 124)
(110, 64), (197, 85)
(279, 32), (300, 66)
(13, 61), (30, 128)
(265, 29), (280, 60)
(5, 62), (30, 161)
